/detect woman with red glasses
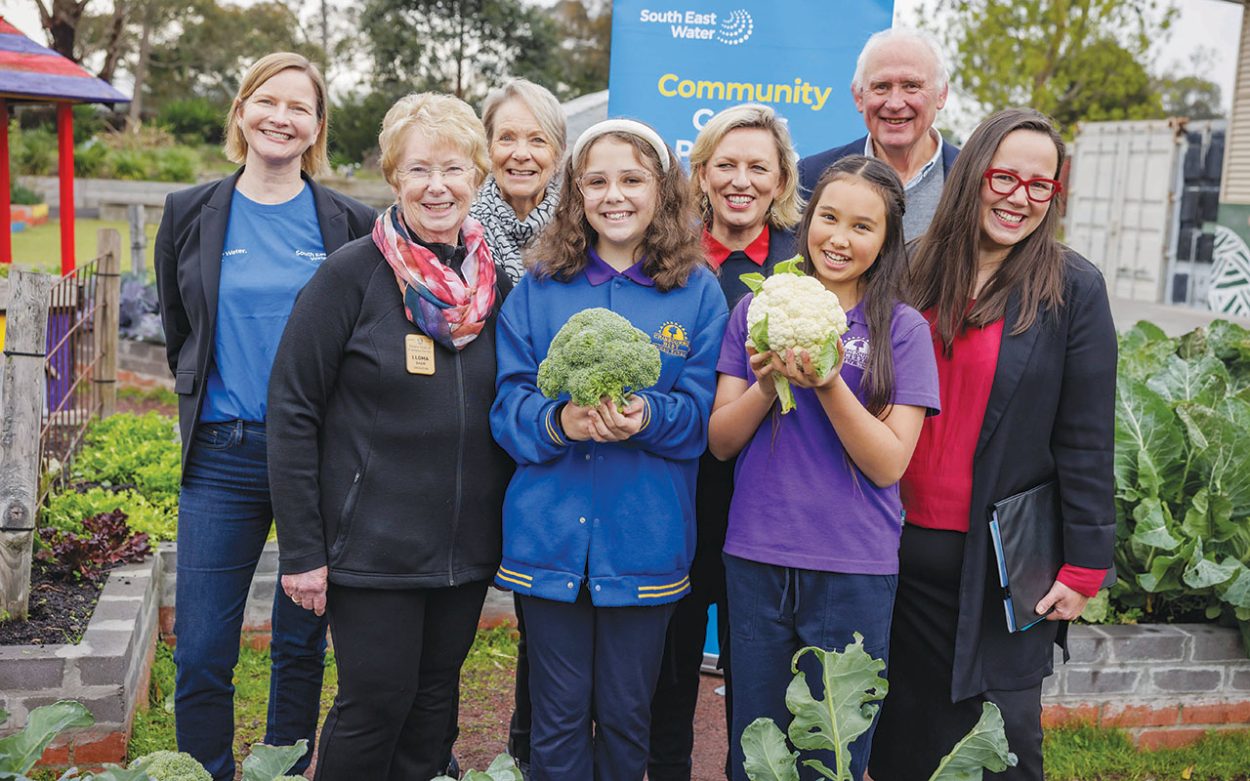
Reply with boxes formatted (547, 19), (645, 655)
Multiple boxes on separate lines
(869, 109), (1116, 781)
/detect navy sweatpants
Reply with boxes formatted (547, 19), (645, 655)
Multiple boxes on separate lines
(520, 590), (676, 781)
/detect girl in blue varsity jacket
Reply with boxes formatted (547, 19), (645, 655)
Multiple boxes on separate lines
(490, 119), (728, 781)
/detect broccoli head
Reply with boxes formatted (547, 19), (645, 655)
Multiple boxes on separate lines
(132, 750), (212, 781)
(537, 307), (662, 409)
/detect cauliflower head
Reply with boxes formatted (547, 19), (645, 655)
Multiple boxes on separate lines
(537, 307), (662, 409)
(742, 256), (849, 414)
(132, 750), (212, 781)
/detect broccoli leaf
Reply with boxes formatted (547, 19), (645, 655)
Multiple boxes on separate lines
(812, 332), (844, 380)
(740, 719), (799, 781)
(927, 702), (1018, 780)
(0, 701), (94, 775)
(784, 636), (887, 781)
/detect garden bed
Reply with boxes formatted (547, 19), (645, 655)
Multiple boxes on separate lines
(0, 560), (103, 646)
(0, 552), (163, 766)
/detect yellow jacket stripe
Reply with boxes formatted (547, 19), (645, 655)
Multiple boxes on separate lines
(498, 565), (533, 582)
(638, 576), (689, 592)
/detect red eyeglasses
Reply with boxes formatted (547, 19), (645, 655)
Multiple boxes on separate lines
(983, 169), (1062, 203)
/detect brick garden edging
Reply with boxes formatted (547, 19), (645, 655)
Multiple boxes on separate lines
(0, 552), (163, 765)
(1043, 624), (1250, 748)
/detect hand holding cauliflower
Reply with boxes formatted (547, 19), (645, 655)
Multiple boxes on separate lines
(742, 257), (849, 414)
(538, 307), (663, 410)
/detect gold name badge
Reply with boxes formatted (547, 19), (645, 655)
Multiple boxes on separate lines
(405, 334), (435, 375)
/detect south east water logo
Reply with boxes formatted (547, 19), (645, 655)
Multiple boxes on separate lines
(639, 8), (754, 45)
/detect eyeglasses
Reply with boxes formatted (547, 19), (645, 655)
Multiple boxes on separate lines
(983, 169), (1062, 203)
(576, 170), (655, 199)
(398, 163), (474, 184)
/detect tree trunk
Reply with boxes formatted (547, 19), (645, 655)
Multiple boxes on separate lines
(97, 0), (129, 84)
(39, 0), (91, 62)
(126, 19), (152, 131)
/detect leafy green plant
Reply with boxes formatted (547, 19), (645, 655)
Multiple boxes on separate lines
(43, 488), (176, 542)
(239, 740), (308, 781)
(433, 753), (522, 781)
(129, 750), (209, 781)
(739, 634), (1016, 781)
(1111, 320), (1250, 648)
(9, 180), (42, 205)
(157, 99), (226, 146)
(38, 509), (151, 581)
(0, 702), (94, 779)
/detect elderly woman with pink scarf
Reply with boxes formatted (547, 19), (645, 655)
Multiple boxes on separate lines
(266, 92), (513, 781)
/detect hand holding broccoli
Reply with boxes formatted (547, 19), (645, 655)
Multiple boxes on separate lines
(538, 307), (663, 411)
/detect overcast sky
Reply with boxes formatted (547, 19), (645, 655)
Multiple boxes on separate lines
(2, 0), (1243, 123)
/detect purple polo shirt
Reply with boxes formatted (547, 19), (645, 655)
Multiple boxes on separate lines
(718, 295), (940, 574)
(583, 247), (655, 286)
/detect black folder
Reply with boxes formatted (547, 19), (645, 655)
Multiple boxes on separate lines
(988, 481), (1062, 633)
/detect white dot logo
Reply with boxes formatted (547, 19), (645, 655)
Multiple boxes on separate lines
(715, 9), (753, 45)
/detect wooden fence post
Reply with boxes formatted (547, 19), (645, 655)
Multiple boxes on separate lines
(95, 229), (122, 418)
(0, 268), (53, 620)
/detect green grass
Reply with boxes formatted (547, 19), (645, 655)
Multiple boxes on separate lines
(1044, 723), (1250, 780)
(129, 641), (340, 764)
(8, 218), (159, 275)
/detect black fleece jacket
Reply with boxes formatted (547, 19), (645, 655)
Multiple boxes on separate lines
(267, 235), (514, 589)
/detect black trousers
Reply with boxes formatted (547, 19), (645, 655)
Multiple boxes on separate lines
(869, 525), (1044, 781)
(508, 591), (533, 764)
(647, 450), (734, 781)
(315, 580), (488, 781)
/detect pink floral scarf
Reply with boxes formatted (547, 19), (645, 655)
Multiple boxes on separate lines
(372, 204), (498, 351)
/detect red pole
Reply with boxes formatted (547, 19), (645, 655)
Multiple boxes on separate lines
(1, 99), (11, 265)
(57, 102), (75, 274)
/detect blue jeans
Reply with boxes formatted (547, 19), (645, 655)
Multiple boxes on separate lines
(724, 554), (896, 781)
(174, 421), (328, 781)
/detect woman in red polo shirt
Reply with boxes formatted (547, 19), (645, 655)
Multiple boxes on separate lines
(869, 109), (1116, 781)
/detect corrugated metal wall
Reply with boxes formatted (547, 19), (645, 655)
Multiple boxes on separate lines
(1223, 1), (1250, 203)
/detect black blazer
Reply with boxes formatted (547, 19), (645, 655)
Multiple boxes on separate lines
(153, 169), (376, 468)
(948, 251), (1117, 702)
(797, 133), (960, 197)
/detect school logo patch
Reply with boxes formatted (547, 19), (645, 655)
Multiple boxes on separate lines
(842, 336), (869, 369)
(653, 321), (692, 357)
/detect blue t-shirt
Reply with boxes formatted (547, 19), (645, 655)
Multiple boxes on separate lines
(718, 296), (940, 575)
(201, 185), (326, 423)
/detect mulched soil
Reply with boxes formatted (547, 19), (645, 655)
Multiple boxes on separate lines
(0, 559), (103, 646)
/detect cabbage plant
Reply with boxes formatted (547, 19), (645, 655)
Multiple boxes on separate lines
(739, 634), (1016, 780)
(1110, 320), (1250, 650)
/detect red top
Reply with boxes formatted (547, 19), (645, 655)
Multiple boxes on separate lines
(701, 225), (769, 268)
(902, 311), (1105, 598)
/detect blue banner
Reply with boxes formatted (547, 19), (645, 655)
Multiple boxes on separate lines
(607, 0), (894, 163)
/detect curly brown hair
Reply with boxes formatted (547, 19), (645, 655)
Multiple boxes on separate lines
(527, 130), (705, 292)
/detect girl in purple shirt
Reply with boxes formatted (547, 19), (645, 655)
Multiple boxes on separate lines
(708, 156), (939, 780)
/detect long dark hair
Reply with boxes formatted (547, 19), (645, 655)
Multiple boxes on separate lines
(794, 155), (907, 418)
(909, 108), (1067, 353)
(528, 131), (705, 292)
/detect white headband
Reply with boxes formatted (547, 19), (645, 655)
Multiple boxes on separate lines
(571, 119), (672, 172)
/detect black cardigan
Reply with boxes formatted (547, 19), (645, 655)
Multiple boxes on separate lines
(153, 169), (376, 468)
(949, 251), (1117, 701)
(266, 236), (515, 589)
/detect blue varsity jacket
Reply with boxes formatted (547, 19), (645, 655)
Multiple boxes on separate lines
(489, 255), (728, 606)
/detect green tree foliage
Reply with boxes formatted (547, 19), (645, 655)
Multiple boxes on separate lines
(359, 0), (564, 103)
(923, 0), (1177, 133)
(547, 0), (612, 100)
(1155, 49), (1225, 120)
(144, 0), (322, 110)
(327, 89), (399, 168)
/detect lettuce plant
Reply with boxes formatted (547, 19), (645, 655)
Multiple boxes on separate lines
(739, 634), (1016, 780)
(1111, 320), (1250, 648)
